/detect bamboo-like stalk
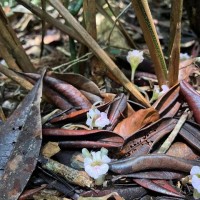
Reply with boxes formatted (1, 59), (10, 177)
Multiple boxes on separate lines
(131, 0), (167, 87)
(0, 41), (22, 72)
(0, 6), (35, 72)
(0, 64), (33, 90)
(83, 0), (97, 40)
(47, 0), (151, 107)
(168, 0), (183, 87)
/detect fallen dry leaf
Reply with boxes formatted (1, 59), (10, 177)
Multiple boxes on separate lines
(114, 107), (159, 139)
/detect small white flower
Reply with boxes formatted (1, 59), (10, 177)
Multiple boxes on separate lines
(150, 84), (170, 103)
(190, 166), (200, 197)
(159, 85), (169, 97)
(86, 107), (110, 129)
(126, 50), (144, 82)
(126, 50), (144, 65)
(82, 148), (111, 180)
(180, 53), (190, 61)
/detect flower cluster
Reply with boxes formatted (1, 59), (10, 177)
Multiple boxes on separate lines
(86, 106), (110, 129)
(190, 166), (200, 199)
(82, 148), (111, 185)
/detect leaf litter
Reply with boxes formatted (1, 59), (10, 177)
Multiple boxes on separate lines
(0, 1), (200, 200)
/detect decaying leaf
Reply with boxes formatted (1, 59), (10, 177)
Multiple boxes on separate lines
(109, 154), (200, 174)
(114, 107), (159, 139)
(133, 179), (184, 198)
(180, 80), (200, 124)
(43, 128), (124, 149)
(0, 71), (44, 200)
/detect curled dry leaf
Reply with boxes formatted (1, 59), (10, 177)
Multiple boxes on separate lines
(114, 107), (159, 139)
(109, 154), (200, 174)
(112, 170), (186, 180)
(24, 73), (92, 109)
(119, 117), (200, 158)
(107, 93), (127, 131)
(153, 83), (180, 118)
(42, 129), (124, 149)
(133, 179), (184, 198)
(48, 71), (101, 96)
(180, 80), (200, 124)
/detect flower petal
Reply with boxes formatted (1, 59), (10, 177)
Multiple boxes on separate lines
(192, 175), (200, 193)
(191, 166), (200, 176)
(126, 50), (144, 64)
(95, 112), (110, 128)
(101, 155), (111, 164)
(84, 157), (93, 167)
(85, 165), (99, 179)
(86, 117), (93, 128)
(97, 164), (109, 175)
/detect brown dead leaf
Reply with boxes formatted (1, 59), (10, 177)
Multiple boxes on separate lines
(114, 107), (159, 139)
(179, 58), (197, 82)
(166, 142), (199, 160)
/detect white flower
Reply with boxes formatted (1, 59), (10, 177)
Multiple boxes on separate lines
(190, 166), (200, 199)
(126, 50), (144, 82)
(159, 85), (169, 97)
(150, 84), (170, 103)
(126, 50), (144, 65)
(86, 107), (110, 129)
(82, 148), (111, 180)
(180, 53), (190, 61)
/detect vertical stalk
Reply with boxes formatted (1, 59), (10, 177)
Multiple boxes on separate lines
(131, 0), (168, 87)
(0, 6), (35, 72)
(168, 0), (183, 87)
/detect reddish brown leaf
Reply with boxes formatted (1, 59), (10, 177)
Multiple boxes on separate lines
(113, 171), (186, 180)
(133, 179), (184, 198)
(19, 72), (74, 110)
(107, 93), (127, 131)
(109, 154), (200, 174)
(119, 118), (177, 157)
(24, 73), (92, 109)
(153, 83), (180, 118)
(166, 142), (199, 160)
(180, 80), (200, 124)
(42, 129), (124, 148)
(48, 71), (101, 96)
(0, 71), (44, 200)
(114, 107), (159, 139)
(50, 100), (111, 124)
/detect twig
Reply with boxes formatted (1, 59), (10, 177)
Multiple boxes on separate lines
(157, 108), (189, 154)
(0, 64), (33, 90)
(105, 1), (136, 48)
